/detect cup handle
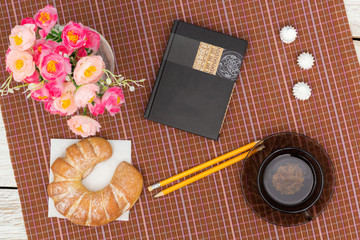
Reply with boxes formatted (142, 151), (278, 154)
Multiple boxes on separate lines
(304, 210), (313, 221)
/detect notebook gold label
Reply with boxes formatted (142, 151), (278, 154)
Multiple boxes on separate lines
(193, 42), (224, 75)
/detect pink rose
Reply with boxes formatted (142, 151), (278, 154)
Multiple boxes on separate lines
(39, 29), (50, 39)
(73, 55), (105, 85)
(53, 44), (74, 57)
(33, 39), (58, 66)
(33, 39), (49, 61)
(84, 28), (100, 52)
(63, 82), (76, 94)
(34, 5), (57, 36)
(67, 115), (101, 138)
(44, 99), (65, 115)
(61, 21), (87, 49)
(102, 87), (125, 116)
(6, 47), (12, 73)
(24, 70), (40, 83)
(45, 80), (63, 98)
(9, 24), (36, 51)
(75, 47), (87, 61)
(6, 50), (35, 82)
(53, 92), (77, 115)
(74, 84), (99, 108)
(40, 53), (71, 81)
(21, 18), (37, 31)
(31, 84), (50, 102)
(88, 97), (104, 116)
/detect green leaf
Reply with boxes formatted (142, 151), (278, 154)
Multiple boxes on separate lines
(45, 28), (63, 43)
(85, 48), (93, 55)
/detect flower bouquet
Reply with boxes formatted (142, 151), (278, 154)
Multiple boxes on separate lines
(2, 5), (144, 137)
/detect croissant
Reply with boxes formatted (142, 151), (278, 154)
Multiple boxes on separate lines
(47, 137), (143, 226)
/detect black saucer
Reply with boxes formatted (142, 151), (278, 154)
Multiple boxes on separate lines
(240, 132), (335, 226)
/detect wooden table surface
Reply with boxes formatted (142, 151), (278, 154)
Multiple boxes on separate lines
(1, 1), (360, 239)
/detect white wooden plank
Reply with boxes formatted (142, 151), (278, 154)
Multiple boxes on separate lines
(0, 189), (27, 240)
(0, 111), (16, 187)
(344, 0), (360, 38)
(354, 40), (360, 63)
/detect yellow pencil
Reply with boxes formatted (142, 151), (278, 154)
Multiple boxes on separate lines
(148, 140), (260, 192)
(154, 145), (264, 198)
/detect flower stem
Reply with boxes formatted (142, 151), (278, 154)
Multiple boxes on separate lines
(0, 74), (28, 96)
(102, 69), (144, 90)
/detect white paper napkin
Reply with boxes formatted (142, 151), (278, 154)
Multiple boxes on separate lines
(48, 139), (132, 221)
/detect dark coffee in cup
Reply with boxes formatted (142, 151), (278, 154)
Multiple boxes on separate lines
(257, 148), (324, 214)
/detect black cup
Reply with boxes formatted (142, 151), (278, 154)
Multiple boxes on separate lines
(257, 148), (324, 218)
(240, 132), (335, 226)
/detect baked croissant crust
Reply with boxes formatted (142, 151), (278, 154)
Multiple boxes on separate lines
(47, 137), (143, 226)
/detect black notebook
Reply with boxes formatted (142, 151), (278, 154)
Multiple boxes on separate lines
(144, 20), (248, 140)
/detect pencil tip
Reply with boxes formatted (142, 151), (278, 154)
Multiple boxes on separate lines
(154, 192), (164, 198)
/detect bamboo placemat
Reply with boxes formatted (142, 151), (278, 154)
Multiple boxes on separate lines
(1, 0), (360, 239)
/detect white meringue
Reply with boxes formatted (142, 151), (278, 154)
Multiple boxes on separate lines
(297, 52), (315, 70)
(280, 25), (297, 44)
(293, 82), (312, 101)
